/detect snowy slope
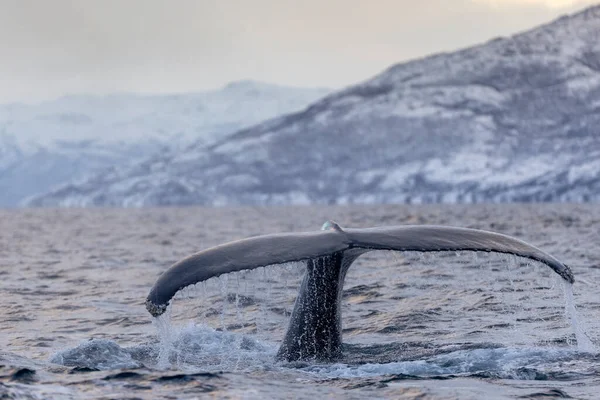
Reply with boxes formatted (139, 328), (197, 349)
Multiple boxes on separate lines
(28, 6), (600, 207)
(0, 81), (330, 206)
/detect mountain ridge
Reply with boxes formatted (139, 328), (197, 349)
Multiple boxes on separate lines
(27, 5), (600, 207)
(0, 81), (330, 206)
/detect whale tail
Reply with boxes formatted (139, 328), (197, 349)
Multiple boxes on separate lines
(146, 221), (574, 361)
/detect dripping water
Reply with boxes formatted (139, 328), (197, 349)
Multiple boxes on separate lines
(151, 251), (596, 372)
(153, 306), (174, 369)
(219, 274), (228, 332)
(149, 262), (307, 370)
(562, 281), (596, 352)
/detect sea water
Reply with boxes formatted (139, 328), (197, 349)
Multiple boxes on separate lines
(1, 204), (599, 399)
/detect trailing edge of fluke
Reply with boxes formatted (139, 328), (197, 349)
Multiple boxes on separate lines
(146, 221), (574, 361)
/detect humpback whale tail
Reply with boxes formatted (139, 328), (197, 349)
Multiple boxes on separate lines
(146, 221), (574, 362)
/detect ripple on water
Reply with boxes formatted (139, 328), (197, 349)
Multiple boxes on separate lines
(2, 205), (600, 399)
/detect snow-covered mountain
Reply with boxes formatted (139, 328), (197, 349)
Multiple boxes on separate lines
(28, 6), (600, 207)
(0, 81), (330, 206)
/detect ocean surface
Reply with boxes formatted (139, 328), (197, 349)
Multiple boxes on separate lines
(1, 204), (599, 399)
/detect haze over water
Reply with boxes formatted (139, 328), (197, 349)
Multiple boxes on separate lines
(1, 204), (599, 399)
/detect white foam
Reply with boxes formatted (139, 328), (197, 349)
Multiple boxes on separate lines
(302, 347), (582, 379)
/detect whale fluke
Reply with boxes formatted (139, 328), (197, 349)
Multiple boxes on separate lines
(146, 222), (574, 361)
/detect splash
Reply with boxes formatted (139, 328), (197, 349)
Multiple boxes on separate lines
(302, 347), (588, 380)
(147, 321), (277, 371)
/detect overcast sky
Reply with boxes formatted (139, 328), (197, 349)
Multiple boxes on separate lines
(0, 0), (597, 104)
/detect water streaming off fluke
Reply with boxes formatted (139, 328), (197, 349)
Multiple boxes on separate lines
(562, 281), (596, 352)
(150, 249), (597, 372)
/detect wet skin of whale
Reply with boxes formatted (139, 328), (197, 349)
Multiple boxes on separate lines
(146, 221), (575, 362)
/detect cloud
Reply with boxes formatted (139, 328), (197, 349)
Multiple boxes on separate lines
(0, 0), (596, 103)
(474, 0), (596, 9)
